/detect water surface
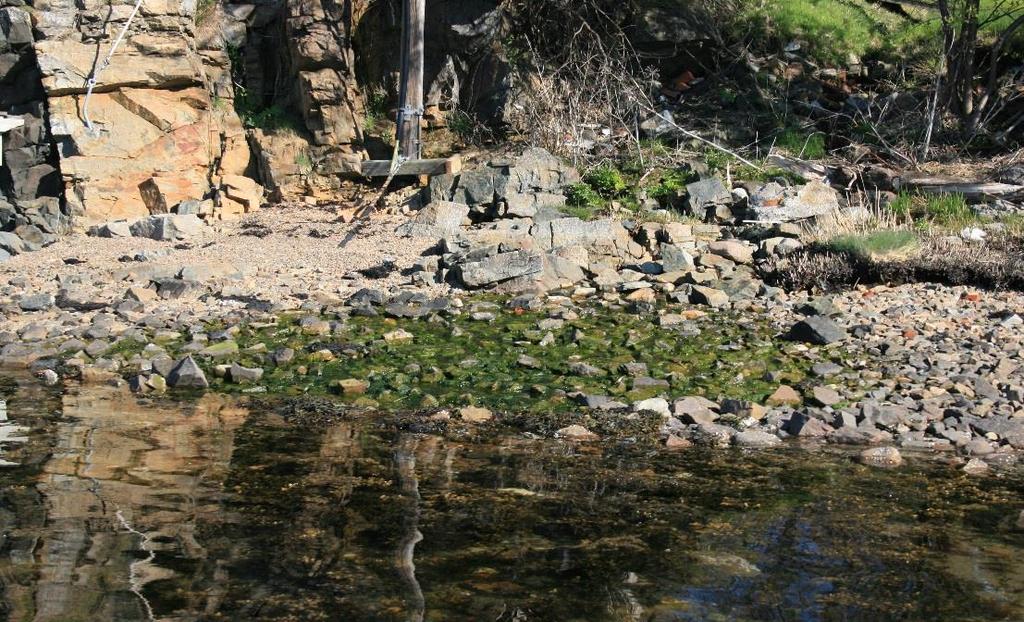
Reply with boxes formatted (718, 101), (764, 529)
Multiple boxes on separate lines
(0, 380), (1022, 621)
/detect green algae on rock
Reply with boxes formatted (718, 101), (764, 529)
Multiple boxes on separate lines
(131, 300), (819, 418)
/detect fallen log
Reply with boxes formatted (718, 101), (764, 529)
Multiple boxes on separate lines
(765, 154), (830, 182)
(896, 176), (1024, 201)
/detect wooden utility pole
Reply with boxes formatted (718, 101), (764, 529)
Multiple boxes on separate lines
(397, 0), (425, 160)
(358, 0), (461, 179)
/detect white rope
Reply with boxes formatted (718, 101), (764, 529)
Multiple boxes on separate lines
(83, 0), (146, 132)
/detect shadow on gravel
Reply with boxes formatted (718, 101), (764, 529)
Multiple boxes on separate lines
(763, 234), (1024, 293)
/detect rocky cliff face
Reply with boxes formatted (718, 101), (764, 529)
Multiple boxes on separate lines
(35, 0), (253, 222)
(0, 0), (711, 253)
(234, 0), (514, 201)
(0, 0), (257, 254)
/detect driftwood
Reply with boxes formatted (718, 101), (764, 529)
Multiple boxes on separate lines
(897, 176), (1024, 201)
(765, 154), (830, 182)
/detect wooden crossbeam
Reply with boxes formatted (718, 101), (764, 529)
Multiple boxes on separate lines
(359, 155), (462, 178)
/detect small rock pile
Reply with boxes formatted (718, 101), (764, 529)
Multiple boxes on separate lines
(396, 148), (825, 304)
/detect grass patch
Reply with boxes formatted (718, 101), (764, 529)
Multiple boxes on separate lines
(362, 85), (389, 134)
(882, 192), (981, 230)
(775, 128), (827, 160)
(823, 230), (921, 260)
(924, 194), (978, 228)
(741, 0), (899, 64)
(738, 0), (1024, 68)
(645, 169), (695, 205)
(704, 149), (806, 184)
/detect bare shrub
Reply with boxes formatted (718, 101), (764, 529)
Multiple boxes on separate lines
(501, 0), (657, 163)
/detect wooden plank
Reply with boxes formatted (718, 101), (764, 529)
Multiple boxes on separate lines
(397, 0), (425, 159)
(359, 156), (461, 177)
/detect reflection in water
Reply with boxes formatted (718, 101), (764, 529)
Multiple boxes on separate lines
(2, 385), (246, 621)
(395, 436), (424, 622)
(0, 384), (1021, 621)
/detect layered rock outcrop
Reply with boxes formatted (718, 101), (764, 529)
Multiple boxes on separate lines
(36, 0), (254, 223)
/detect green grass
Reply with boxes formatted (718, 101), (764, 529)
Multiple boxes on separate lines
(924, 194), (978, 228)
(741, 0), (901, 64)
(362, 85), (389, 134)
(999, 214), (1024, 235)
(886, 191), (915, 218)
(741, 0), (1024, 67)
(776, 128), (827, 160)
(884, 192), (981, 230)
(824, 230), (921, 259)
(703, 149), (806, 184)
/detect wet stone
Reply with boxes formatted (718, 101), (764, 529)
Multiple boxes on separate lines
(734, 429), (782, 448)
(859, 446), (903, 467)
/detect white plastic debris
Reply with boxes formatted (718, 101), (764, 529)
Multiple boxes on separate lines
(960, 227), (987, 242)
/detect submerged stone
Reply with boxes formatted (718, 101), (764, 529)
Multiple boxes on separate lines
(859, 446), (903, 467)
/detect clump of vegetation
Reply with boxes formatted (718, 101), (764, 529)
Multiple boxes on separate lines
(740, 0), (895, 64)
(238, 101), (297, 131)
(885, 192), (916, 219)
(563, 182), (613, 220)
(565, 182), (604, 209)
(924, 194), (977, 228)
(363, 85), (389, 134)
(824, 230), (921, 260)
(294, 152), (313, 176)
(775, 128), (827, 159)
(583, 166), (628, 198)
(883, 192), (980, 229)
(645, 169), (694, 204)
(447, 110), (475, 141)
(703, 149), (806, 184)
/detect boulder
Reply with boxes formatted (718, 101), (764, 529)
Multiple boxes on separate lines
(733, 429), (782, 448)
(0, 231), (26, 255)
(660, 243), (695, 271)
(458, 406), (493, 423)
(690, 285), (729, 308)
(788, 316), (846, 345)
(766, 385), (802, 407)
(455, 250), (543, 288)
(555, 424), (599, 441)
(220, 174), (264, 217)
(748, 180), (840, 222)
(859, 446), (902, 467)
(686, 177), (731, 213)
(130, 214), (206, 241)
(229, 363), (264, 384)
(167, 356), (209, 389)
(707, 240), (754, 264)
(19, 293), (54, 311)
(397, 201), (470, 237)
(785, 412), (832, 437)
(673, 396), (719, 424)
(92, 220), (133, 238)
(139, 176), (198, 214)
